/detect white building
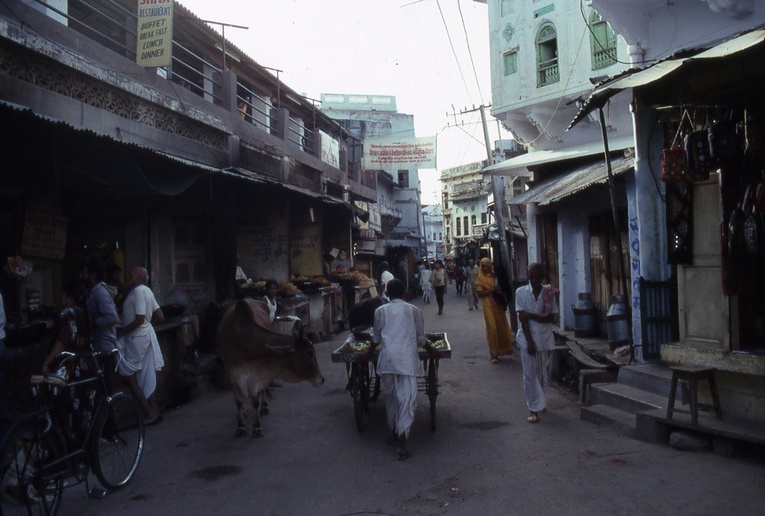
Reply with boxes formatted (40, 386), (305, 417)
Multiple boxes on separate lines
(421, 204), (444, 261)
(441, 161), (492, 259)
(321, 93), (424, 284)
(481, 0), (634, 335)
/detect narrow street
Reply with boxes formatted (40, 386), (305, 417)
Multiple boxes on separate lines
(64, 288), (764, 515)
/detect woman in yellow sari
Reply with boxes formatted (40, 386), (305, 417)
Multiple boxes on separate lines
(475, 257), (514, 363)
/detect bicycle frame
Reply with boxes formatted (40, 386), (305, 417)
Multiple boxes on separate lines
(34, 349), (121, 483)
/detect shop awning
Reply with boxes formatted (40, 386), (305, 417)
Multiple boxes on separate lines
(482, 136), (634, 177)
(568, 28), (765, 130)
(509, 155), (634, 206)
(222, 167), (348, 207)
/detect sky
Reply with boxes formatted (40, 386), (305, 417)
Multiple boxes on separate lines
(178, 0), (499, 204)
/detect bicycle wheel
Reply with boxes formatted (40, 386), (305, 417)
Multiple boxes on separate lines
(0, 415), (64, 516)
(91, 393), (144, 491)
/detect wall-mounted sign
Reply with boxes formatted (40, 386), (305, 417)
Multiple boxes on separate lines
(363, 136), (437, 170)
(136, 0), (174, 68)
(21, 210), (68, 260)
(319, 130), (340, 168)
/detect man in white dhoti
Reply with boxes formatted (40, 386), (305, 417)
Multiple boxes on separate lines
(372, 279), (427, 460)
(117, 266), (165, 425)
(515, 262), (558, 424)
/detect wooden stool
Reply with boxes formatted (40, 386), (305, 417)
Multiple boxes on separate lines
(666, 365), (723, 425)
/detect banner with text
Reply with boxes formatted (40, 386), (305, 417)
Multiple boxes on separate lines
(136, 0), (174, 68)
(363, 136), (437, 170)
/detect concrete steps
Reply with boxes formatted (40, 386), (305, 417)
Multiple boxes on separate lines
(581, 364), (678, 440)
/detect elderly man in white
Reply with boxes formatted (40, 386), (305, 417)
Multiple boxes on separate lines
(117, 266), (165, 425)
(372, 279), (427, 461)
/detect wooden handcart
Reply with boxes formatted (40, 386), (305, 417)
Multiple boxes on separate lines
(331, 332), (451, 432)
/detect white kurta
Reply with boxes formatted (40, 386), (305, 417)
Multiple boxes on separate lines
(373, 299), (427, 437)
(117, 285), (165, 398)
(515, 284), (558, 412)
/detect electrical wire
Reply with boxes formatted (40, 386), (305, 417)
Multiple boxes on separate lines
(435, 0), (474, 104)
(456, 0), (484, 104)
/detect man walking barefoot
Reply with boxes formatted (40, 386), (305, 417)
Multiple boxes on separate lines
(372, 279), (427, 460)
(515, 263), (558, 423)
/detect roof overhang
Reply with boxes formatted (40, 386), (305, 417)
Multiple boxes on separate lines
(482, 136), (634, 177)
(569, 28), (765, 130)
(509, 155), (634, 207)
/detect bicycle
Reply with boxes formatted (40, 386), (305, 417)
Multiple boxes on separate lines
(0, 349), (145, 515)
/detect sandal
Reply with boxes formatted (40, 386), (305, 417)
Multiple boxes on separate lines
(490, 356), (499, 364)
(396, 450), (412, 461)
(527, 413), (540, 424)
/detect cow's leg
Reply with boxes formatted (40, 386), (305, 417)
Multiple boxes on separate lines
(260, 389), (270, 416)
(252, 391), (264, 438)
(231, 377), (248, 437)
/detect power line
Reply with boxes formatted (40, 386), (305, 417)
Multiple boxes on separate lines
(435, 0), (473, 104)
(456, 0), (484, 105)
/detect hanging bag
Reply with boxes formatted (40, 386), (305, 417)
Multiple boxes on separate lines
(728, 185), (750, 254)
(684, 127), (711, 181)
(662, 110), (693, 183)
(708, 111), (741, 165)
(743, 183), (765, 256)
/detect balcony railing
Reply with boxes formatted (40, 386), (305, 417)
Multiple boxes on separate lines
(538, 58), (559, 86)
(288, 116), (314, 154)
(236, 82), (275, 134)
(593, 47), (617, 69)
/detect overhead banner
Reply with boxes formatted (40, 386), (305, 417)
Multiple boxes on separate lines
(136, 0), (174, 68)
(363, 136), (437, 169)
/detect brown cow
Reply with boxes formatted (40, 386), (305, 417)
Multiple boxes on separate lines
(217, 298), (324, 437)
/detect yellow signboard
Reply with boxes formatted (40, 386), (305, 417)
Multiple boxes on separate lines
(21, 211), (68, 261)
(136, 0), (174, 68)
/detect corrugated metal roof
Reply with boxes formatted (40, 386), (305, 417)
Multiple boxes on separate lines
(482, 136), (634, 176)
(509, 155), (634, 206)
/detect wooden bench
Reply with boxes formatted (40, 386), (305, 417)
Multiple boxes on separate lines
(666, 365), (723, 426)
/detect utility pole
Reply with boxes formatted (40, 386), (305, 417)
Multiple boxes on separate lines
(472, 105), (514, 290)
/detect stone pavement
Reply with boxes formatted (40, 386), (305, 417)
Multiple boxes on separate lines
(61, 288), (765, 515)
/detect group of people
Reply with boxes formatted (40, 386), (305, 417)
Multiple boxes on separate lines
(40, 259), (166, 427)
(369, 258), (558, 460)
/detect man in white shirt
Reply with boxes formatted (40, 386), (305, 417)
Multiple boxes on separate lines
(372, 279), (427, 461)
(379, 261), (394, 299)
(515, 262), (558, 424)
(117, 266), (165, 425)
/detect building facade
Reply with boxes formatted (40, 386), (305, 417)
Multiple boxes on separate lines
(421, 204), (444, 262)
(0, 0), (375, 343)
(320, 93), (424, 287)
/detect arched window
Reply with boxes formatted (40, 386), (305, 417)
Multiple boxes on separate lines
(463, 216), (469, 234)
(536, 23), (559, 87)
(456, 218), (461, 236)
(589, 12), (617, 69)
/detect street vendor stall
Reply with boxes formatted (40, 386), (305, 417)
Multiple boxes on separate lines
(331, 330), (450, 432)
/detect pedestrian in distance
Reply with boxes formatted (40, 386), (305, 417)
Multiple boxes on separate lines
(454, 261), (465, 296)
(475, 257), (514, 363)
(379, 261), (394, 300)
(371, 279), (427, 461)
(515, 262), (558, 424)
(466, 259), (479, 311)
(432, 260), (447, 315)
(420, 263), (433, 304)
(116, 265), (165, 425)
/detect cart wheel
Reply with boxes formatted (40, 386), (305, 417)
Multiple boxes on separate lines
(351, 362), (370, 433)
(427, 358), (439, 431)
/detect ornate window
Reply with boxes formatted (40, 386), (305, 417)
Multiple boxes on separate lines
(536, 23), (559, 87)
(589, 12), (617, 70)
